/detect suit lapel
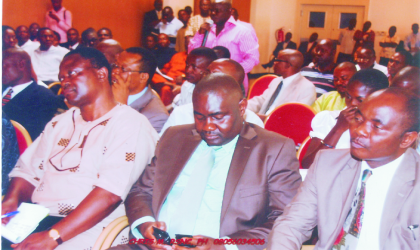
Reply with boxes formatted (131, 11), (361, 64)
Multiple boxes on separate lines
(220, 123), (257, 226)
(129, 87), (152, 111)
(379, 149), (417, 246)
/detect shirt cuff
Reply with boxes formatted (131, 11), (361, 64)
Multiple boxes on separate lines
(220, 236), (239, 250)
(131, 216), (156, 239)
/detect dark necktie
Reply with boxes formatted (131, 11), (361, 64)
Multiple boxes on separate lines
(263, 81), (283, 114)
(2, 88), (13, 106)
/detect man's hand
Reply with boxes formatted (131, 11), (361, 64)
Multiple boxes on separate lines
(257, 114), (268, 122)
(335, 106), (357, 132)
(174, 76), (184, 85)
(2, 198), (19, 224)
(48, 12), (60, 22)
(111, 73), (131, 104)
(173, 236), (226, 250)
(11, 231), (57, 250)
(138, 221), (172, 250)
(198, 23), (211, 35)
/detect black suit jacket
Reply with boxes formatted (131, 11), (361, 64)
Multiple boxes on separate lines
(142, 9), (159, 40)
(272, 41), (297, 57)
(2, 82), (67, 140)
(59, 42), (79, 50)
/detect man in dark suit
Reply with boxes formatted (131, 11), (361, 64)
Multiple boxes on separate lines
(2, 48), (67, 140)
(142, 0), (163, 44)
(298, 32), (318, 67)
(59, 28), (79, 50)
(111, 47), (169, 133)
(110, 73), (301, 250)
(268, 88), (420, 250)
(262, 32), (297, 69)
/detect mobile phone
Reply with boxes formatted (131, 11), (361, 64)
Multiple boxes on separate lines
(152, 227), (172, 245)
(175, 234), (196, 248)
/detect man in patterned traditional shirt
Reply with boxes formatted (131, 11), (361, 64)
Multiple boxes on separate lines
(2, 47), (158, 250)
(185, 0), (212, 37)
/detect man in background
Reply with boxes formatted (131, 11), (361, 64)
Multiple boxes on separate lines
(45, 0), (72, 43)
(16, 26), (40, 53)
(60, 28), (79, 50)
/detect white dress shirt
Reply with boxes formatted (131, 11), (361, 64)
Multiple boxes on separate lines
(155, 17), (184, 38)
(309, 109), (350, 149)
(159, 103), (264, 136)
(172, 80), (195, 108)
(29, 45), (69, 82)
(68, 42), (79, 50)
(2, 81), (33, 99)
(356, 62), (388, 76)
(19, 40), (40, 54)
(127, 87), (148, 105)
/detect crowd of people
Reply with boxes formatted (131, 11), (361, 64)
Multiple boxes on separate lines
(2, 0), (420, 249)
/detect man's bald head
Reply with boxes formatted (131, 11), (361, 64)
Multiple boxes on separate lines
(194, 73), (243, 101)
(313, 39), (336, 68)
(280, 49), (304, 70)
(207, 59), (245, 96)
(335, 61), (357, 74)
(211, 0), (232, 8)
(96, 39), (123, 65)
(273, 49), (304, 77)
(391, 66), (420, 96)
(2, 48), (32, 86)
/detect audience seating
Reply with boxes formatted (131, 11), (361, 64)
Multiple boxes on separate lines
(47, 81), (62, 95)
(93, 216), (129, 250)
(297, 136), (312, 168)
(248, 74), (277, 99)
(264, 103), (316, 146)
(10, 120), (32, 155)
(151, 89), (161, 99)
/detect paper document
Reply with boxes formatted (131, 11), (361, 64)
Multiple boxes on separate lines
(1, 203), (50, 244)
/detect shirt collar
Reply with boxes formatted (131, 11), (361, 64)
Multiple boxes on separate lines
(208, 134), (239, 153)
(361, 152), (405, 173)
(3, 80), (33, 99)
(127, 86), (148, 105)
(211, 16), (237, 32)
(282, 72), (299, 86)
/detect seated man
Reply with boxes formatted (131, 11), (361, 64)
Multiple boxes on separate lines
(301, 39), (336, 97)
(29, 27), (69, 84)
(2, 47), (158, 250)
(111, 73), (301, 250)
(387, 51), (412, 82)
(354, 46), (388, 75)
(154, 33), (176, 69)
(97, 27), (113, 42)
(60, 28), (80, 50)
(213, 45), (230, 59)
(248, 49), (316, 120)
(302, 69), (389, 168)
(391, 66), (420, 96)
(80, 28), (99, 48)
(172, 47), (218, 108)
(154, 7), (184, 48)
(312, 62), (357, 113)
(2, 48), (67, 140)
(268, 88), (420, 250)
(96, 39), (123, 65)
(160, 58), (264, 136)
(111, 47), (169, 133)
(3, 26), (17, 51)
(16, 25), (40, 53)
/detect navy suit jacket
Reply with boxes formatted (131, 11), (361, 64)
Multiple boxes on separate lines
(272, 41), (297, 56)
(2, 81), (67, 140)
(142, 10), (159, 39)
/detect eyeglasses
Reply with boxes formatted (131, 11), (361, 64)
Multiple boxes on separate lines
(111, 64), (146, 73)
(273, 59), (290, 66)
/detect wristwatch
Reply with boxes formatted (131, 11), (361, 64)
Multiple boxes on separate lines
(48, 228), (63, 245)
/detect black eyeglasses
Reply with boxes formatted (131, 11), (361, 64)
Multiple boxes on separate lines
(273, 59), (289, 64)
(111, 64), (146, 73)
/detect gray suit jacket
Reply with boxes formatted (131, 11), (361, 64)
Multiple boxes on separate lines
(125, 123), (302, 250)
(129, 88), (169, 133)
(268, 148), (420, 250)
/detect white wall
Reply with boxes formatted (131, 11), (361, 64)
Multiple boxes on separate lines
(164, 0), (194, 16)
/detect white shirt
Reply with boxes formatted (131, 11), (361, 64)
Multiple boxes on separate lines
(172, 80), (195, 108)
(29, 45), (70, 82)
(19, 40), (40, 54)
(155, 17), (184, 38)
(68, 42), (79, 50)
(309, 109), (350, 149)
(356, 62), (388, 76)
(127, 87), (148, 105)
(2, 81), (33, 99)
(338, 28), (356, 54)
(356, 154), (404, 250)
(159, 103), (265, 136)
(265, 73), (298, 114)
(404, 32), (420, 51)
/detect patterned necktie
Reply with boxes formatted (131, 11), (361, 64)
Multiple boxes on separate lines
(2, 88), (13, 106)
(332, 169), (372, 250)
(263, 81), (283, 114)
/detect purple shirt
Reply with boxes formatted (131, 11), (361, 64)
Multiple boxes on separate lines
(189, 16), (260, 92)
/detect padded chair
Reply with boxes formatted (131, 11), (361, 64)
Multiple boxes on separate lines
(92, 216), (129, 250)
(47, 81), (62, 95)
(248, 74), (277, 99)
(297, 136), (312, 168)
(10, 120), (32, 155)
(264, 103), (316, 146)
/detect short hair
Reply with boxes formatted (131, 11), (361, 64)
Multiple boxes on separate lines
(2, 25), (15, 39)
(397, 50), (413, 66)
(64, 47), (112, 84)
(189, 47), (218, 64)
(81, 28), (96, 41)
(194, 72), (243, 100)
(37, 27), (52, 39)
(213, 46), (230, 59)
(53, 31), (61, 42)
(348, 68), (389, 91)
(98, 27), (112, 37)
(185, 6), (193, 15)
(67, 28), (79, 35)
(126, 47), (158, 84)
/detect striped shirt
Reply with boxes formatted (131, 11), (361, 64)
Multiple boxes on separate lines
(301, 65), (335, 97)
(188, 16), (260, 93)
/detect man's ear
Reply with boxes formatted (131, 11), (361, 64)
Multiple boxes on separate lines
(139, 72), (150, 84)
(400, 131), (419, 149)
(97, 67), (109, 81)
(239, 98), (247, 117)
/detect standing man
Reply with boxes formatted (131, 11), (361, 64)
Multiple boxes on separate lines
(111, 47), (169, 133)
(248, 49), (316, 120)
(142, 0), (163, 44)
(110, 73), (301, 250)
(175, 9), (190, 53)
(45, 0), (72, 43)
(60, 28), (79, 50)
(268, 88), (420, 250)
(29, 23), (40, 41)
(379, 26), (400, 66)
(155, 7), (184, 48)
(189, 0), (260, 94)
(16, 26), (40, 54)
(185, 0), (212, 37)
(337, 18), (356, 64)
(353, 21), (375, 53)
(298, 32), (319, 67)
(405, 23), (420, 53)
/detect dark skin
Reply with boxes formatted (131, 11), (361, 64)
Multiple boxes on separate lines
(29, 23), (40, 40)
(390, 66), (420, 96)
(145, 36), (157, 49)
(2, 54), (121, 250)
(200, 0), (211, 17)
(185, 54), (211, 84)
(379, 27), (398, 48)
(3, 29), (17, 50)
(387, 53), (407, 79)
(162, 7), (174, 24)
(39, 29), (54, 51)
(158, 34), (170, 48)
(349, 92), (417, 168)
(178, 10), (190, 26)
(200, 3), (231, 36)
(333, 66), (356, 98)
(16, 26), (30, 46)
(313, 39), (336, 73)
(98, 29), (112, 42)
(67, 29), (79, 45)
(2, 49), (33, 88)
(49, 0), (63, 22)
(301, 80), (375, 168)
(148, 0), (164, 28)
(354, 48), (375, 70)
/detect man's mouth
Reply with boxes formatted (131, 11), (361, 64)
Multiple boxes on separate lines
(351, 138), (365, 149)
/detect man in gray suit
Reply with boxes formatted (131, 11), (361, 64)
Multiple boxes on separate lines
(111, 73), (301, 250)
(268, 88), (420, 250)
(248, 49), (316, 121)
(112, 47), (169, 133)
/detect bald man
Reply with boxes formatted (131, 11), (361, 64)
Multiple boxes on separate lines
(2, 48), (67, 140)
(248, 49), (316, 119)
(354, 47), (388, 75)
(312, 62), (357, 113)
(160, 59), (264, 135)
(111, 73), (301, 250)
(96, 39), (123, 65)
(391, 66), (420, 97)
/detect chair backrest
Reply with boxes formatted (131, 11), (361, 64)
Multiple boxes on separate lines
(264, 103), (316, 146)
(248, 74), (278, 99)
(297, 136), (312, 168)
(93, 216), (129, 250)
(48, 82), (62, 95)
(10, 120), (32, 155)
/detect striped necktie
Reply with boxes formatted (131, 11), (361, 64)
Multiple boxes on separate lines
(2, 88), (13, 106)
